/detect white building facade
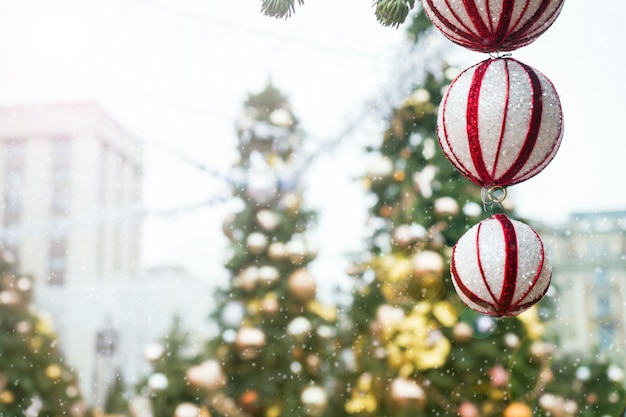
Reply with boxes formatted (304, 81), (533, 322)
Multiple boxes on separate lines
(0, 103), (215, 406)
(0, 102), (142, 285)
(539, 211), (626, 353)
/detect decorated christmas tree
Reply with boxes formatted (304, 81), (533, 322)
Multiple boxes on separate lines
(196, 82), (338, 417)
(137, 83), (338, 417)
(0, 250), (86, 416)
(134, 315), (200, 417)
(336, 5), (626, 417)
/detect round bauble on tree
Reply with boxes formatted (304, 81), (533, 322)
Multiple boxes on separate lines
(287, 268), (317, 303)
(235, 327), (267, 359)
(389, 377), (426, 408)
(503, 402), (533, 417)
(300, 385), (329, 417)
(422, 0), (565, 52)
(438, 57), (563, 188)
(185, 359), (226, 391)
(451, 214), (551, 317)
(174, 402), (201, 417)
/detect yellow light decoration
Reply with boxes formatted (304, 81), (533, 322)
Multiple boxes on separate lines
(432, 301), (458, 327)
(307, 300), (337, 322)
(30, 336), (43, 352)
(517, 306), (545, 339)
(36, 315), (55, 336)
(393, 170), (406, 182)
(345, 374), (378, 415)
(0, 390), (14, 405)
(45, 364), (63, 380)
(386, 305), (451, 372)
(266, 404), (281, 417)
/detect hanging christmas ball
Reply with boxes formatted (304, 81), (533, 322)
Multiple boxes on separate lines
(45, 364), (63, 380)
(451, 214), (551, 317)
(457, 401), (480, 417)
(412, 250), (445, 277)
(287, 268), (317, 303)
(287, 316), (313, 341)
(389, 377), (426, 407)
(300, 385), (329, 417)
(256, 209), (281, 232)
(148, 373), (169, 391)
(174, 402), (200, 417)
(452, 321), (474, 343)
(185, 359), (226, 391)
(143, 342), (165, 363)
(433, 196), (460, 217)
(235, 327), (267, 359)
(438, 57), (563, 188)
(257, 265), (280, 286)
(489, 364), (508, 387)
(268, 241), (287, 261)
(247, 232), (268, 254)
(422, 0), (565, 52)
(503, 402), (533, 417)
(0, 390), (14, 405)
(238, 390), (261, 416)
(260, 293), (280, 316)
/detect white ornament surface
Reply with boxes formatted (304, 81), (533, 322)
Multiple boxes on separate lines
(451, 214), (551, 316)
(438, 57), (563, 187)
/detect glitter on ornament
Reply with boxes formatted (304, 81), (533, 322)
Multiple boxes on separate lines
(438, 57), (563, 188)
(451, 214), (552, 317)
(422, 0), (565, 52)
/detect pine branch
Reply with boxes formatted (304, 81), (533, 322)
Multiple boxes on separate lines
(261, 0), (305, 19)
(374, 0), (416, 28)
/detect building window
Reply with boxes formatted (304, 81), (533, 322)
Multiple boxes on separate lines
(3, 140), (25, 228)
(48, 238), (67, 285)
(51, 136), (73, 217)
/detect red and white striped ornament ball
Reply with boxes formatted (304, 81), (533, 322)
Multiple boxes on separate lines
(451, 214), (551, 317)
(422, 0), (565, 53)
(438, 57), (563, 188)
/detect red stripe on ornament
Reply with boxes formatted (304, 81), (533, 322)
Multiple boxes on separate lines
(475, 221), (499, 307)
(423, 0), (484, 47)
(507, 75), (563, 185)
(493, 0), (515, 46)
(489, 59), (510, 181)
(507, 282), (550, 316)
(451, 244), (496, 314)
(508, 0), (554, 46)
(466, 60), (492, 185)
(509, 227), (547, 312)
(494, 214), (517, 315)
(439, 68), (484, 185)
(498, 60), (543, 186)
(501, 0), (532, 42)
(462, 0), (492, 41)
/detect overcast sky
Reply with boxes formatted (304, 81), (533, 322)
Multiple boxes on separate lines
(0, 1), (624, 290)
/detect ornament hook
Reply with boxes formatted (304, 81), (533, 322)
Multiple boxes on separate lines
(481, 185), (507, 212)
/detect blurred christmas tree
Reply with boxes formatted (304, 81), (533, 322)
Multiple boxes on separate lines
(194, 82), (338, 417)
(0, 250), (86, 416)
(134, 315), (201, 417)
(337, 5), (626, 417)
(137, 83), (339, 417)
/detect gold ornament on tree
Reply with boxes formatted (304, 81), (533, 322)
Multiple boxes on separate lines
(246, 232), (268, 255)
(256, 209), (281, 232)
(287, 268), (317, 303)
(235, 327), (267, 359)
(185, 359), (226, 391)
(503, 402), (533, 417)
